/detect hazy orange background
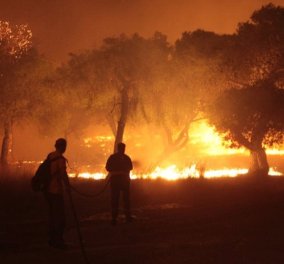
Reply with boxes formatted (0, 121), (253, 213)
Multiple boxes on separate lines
(1, 0), (283, 62)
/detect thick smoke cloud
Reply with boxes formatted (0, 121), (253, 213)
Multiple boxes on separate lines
(1, 0), (283, 62)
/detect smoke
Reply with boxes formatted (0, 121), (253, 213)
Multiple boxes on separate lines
(1, 0), (284, 175)
(1, 0), (283, 62)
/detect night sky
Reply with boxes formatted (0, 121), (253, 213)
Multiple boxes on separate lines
(1, 0), (283, 62)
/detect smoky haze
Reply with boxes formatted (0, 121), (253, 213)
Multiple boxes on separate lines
(0, 1), (283, 176)
(1, 0), (283, 62)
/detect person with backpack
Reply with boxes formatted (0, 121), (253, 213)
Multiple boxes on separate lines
(44, 138), (69, 249)
(105, 142), (133, 226)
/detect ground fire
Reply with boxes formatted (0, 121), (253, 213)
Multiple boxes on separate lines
(13, 121), (283, 180)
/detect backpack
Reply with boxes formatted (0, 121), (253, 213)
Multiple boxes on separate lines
(31, 156), (63, 192)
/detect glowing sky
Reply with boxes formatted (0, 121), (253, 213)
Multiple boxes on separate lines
(0, 0), (283, 61)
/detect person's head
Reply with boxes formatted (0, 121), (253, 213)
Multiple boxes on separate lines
(117, 142), (126, 154)
(55, 138), (67, 154)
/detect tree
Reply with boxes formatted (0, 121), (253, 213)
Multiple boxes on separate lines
(205, 3), (284, 176)
(145, 30), (230, 168)
(0, 21), (46, 164)
(35, 59), (94, 140)
(207, 78), (284, 176)
(63, 33), (171, 154)
(100, 33), (172, 152)
(0, 21), (32, 164)
(225, 4), (284, 86)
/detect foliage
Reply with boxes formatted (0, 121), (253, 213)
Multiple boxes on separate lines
(35, 60), (93, 138)
(0, 21), (50, 163)
(0, 21), (32, 59)
(60, 33), (171, 134)
(226, 3), (284, 84)
(208, 79), (284, 151)
(0, 21), (47, 126)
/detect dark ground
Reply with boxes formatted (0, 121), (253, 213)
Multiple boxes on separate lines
(1, 174), (284, 264)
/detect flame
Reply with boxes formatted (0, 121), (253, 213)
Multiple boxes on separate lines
(12, 159), (283, 180)
(82, 135), (114, 149)
(81, 121), (284, 158)
(190, 121), (246, 155)
(13, 120), (284, 182)
(83, 137), (93, 148)
(68, 165), (283, 181)
(266, 149), (284, 155)
(269, 168), (283, 176)
(136, 165), (195, 180)
(190, 121), (284, 156)
(95, 135), (113, 142)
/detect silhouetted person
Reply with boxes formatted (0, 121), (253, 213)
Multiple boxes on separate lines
(45, 138), (69, 249)
(106, 142), (133, 225)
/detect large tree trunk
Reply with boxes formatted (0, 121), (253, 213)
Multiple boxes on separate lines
(1, 120), (13, 165)
(258, 148), (269, 175)
(249, 148), (269, 176)
(106, 114), (117, 137)
(234, 131), (269, 177)
(107, 97), (119, 137)
(113, 88), (129, 153)
(249, 150), (260, 174)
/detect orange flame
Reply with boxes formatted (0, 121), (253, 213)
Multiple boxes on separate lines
(69, 165), (282, 181)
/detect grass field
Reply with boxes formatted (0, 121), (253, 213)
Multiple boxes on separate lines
(1, 173), (284, 264)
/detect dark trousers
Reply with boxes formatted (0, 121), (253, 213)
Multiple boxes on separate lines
(45, 192), (65, 244)
(110, 175), (131, 220)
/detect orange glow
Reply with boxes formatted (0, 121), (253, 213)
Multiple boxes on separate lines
(69, 172), (105, 180)
(68, 165), (282, 181)
(16, 121), (284, 181)
(190, 121), (246, 155)
(190, 121), (284, 156)
(71, 120), (284, 181)
(81, 121), (284, 157)
(266, 149), (284, 155)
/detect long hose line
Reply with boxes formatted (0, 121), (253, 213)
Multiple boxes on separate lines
(66, 177), (110, 263)
(65, 160), (110, 264)
(66, 187), (90, 264)
(66, 179), (110, 264)
(69, 176), (110, 198)
(66, 159), (110, 198)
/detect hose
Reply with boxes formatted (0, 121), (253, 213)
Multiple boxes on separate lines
(66, 187), (90, 264)
(69, 176), (110, 198)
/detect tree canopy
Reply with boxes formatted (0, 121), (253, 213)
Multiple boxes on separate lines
(0, 4), (283, 174)
(207, 78), (284, 175)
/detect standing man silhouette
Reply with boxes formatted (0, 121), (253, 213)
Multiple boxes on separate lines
(105, 142), (133, 225)
(45, 138), (69, 249)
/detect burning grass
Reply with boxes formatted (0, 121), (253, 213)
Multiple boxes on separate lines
(9, 158), (284, 182)
(69, 165), (282, 181)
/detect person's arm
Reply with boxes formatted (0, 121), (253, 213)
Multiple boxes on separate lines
(63, 171), (70, 188)
(58, 158), (70, 188)
(128, 156), (133, 171)
(105, 156), (113, 172)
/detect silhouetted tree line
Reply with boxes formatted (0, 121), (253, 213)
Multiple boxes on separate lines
(0, 4), (283, 176)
